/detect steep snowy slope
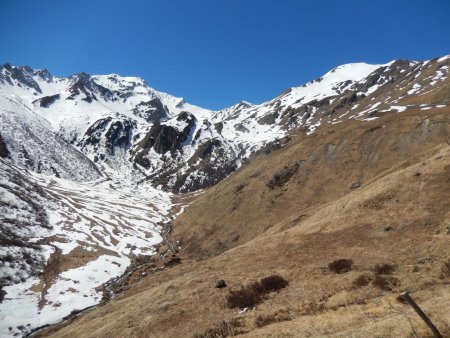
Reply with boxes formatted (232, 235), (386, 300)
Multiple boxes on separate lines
(0, 87), (101, 182)
(0, 160), (55, 288)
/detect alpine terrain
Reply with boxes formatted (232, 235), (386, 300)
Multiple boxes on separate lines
(0, 55), (449, 337)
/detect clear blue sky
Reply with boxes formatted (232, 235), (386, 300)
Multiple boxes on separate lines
(1, 0), (449, 110)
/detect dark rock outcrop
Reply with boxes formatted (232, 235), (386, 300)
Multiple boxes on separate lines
(135, 111), (197, 159)
(192, 139), (222, 160)
(140, 124), (184, 155)
(0, 133), (10, 158)
(104, 120), (133, 155)
(81, 117), (113, 147)
(214, 122), (223, 134)
(67, 72), (114, 102)
(258, 112), (279, 125)
(33, 94), (60, 108)
(234, 123), (249, 133)
(4, 65), (42, 93)
(79, 117), (133, 155)
(132, 98), (168, 123)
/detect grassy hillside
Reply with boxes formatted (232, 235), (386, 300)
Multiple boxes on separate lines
(172, 108), (450, 258)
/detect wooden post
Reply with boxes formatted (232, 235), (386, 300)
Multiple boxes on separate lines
(400, 292), (442, 338)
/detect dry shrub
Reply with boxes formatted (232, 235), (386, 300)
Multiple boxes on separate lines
(371, 275), (400, 291)
(372, 263), (396, 275)
(194, 318), (243, 338)
(352, 273), (373, 288)
(328, 259), (353, 274)
(299, 300), (325, 316)
(0, 287), (6, 303)
(258, 275), (289, 292)
(226, 274), (288, 309)
(226, 284), (263, 309)
(234, 183), (246, 193)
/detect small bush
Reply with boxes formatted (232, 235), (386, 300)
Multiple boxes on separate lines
(255, 315), (275, 328)
(371, 275), (400, 291)
(0, 287), (6, 303)
(372, 263), (396, 275)
(226, 274), (288, 309)
(328, 259), (353, 274)
(352, 273), (373, 288)
(235, 183), (246, 193)
(258, 275), (289, 292)
(226, 285), (263, 309)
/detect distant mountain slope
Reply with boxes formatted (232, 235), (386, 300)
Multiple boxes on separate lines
(172, 107), (450, 257)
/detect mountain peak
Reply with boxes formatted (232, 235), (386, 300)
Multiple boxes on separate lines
(71, 71), (91, 83)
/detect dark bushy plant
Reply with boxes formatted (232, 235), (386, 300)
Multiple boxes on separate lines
(226, 274), (289, 309)
(328, 259), (353, 274)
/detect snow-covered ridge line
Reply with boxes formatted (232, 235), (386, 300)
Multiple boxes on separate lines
(1, 56), (449, 193)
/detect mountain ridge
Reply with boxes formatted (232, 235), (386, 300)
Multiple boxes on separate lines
(1, 56), (448, 192)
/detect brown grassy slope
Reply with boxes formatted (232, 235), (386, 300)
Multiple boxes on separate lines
(39, 108), (450, 338)
(172, 108), (450, 258)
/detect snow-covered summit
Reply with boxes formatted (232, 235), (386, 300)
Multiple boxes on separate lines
(278, 62), (387, 109)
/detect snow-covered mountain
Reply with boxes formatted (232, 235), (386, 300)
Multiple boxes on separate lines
(1, 57), (449, 192)
(0, 55), (449, 336)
